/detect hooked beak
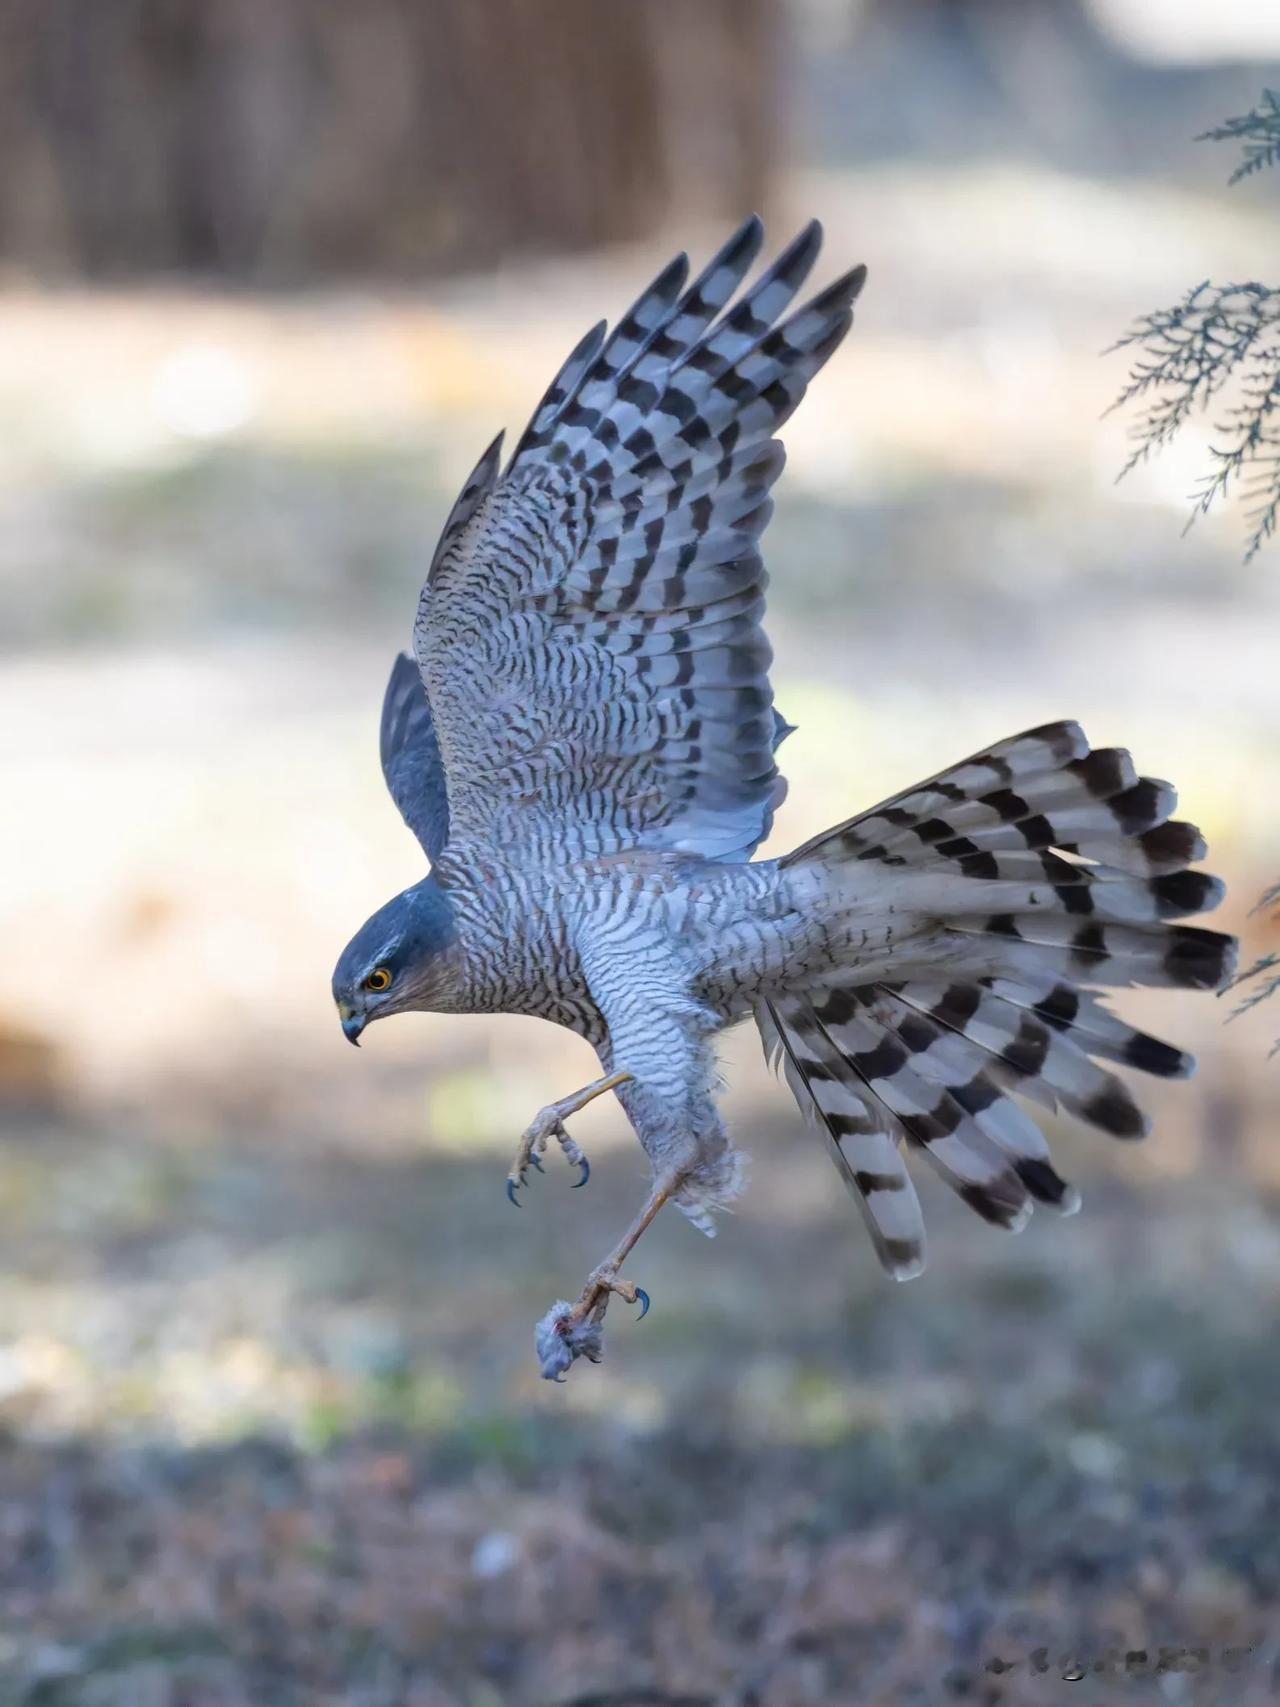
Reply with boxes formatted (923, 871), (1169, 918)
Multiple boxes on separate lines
(337, 1004), (366, 1047)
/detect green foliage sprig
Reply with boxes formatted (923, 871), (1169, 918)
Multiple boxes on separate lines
(1231, 883), (1280, 1054)
(1110, 281), (1280, 559)
(1199, 88), (1280, 185)
(1111, 94), (1279, 1037)
(1111, 89), (1280, 560)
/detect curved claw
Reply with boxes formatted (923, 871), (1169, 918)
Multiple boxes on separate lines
(528, 1154), (545, 1173)
(633, 1286), (650, 1320)
(572, 1156), (591, 1189)
(506, 1178), (522, 1207)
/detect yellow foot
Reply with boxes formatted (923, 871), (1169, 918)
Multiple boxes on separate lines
(573, 1266), (651, 1325)
(505, 1105), (590, 1205)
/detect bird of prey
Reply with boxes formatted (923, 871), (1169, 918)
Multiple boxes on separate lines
(333, 219), (1236, 1381)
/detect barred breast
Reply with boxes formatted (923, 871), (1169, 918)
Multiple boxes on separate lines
(436, 845), (808, 1039)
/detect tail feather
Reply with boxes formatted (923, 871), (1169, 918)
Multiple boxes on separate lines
(807, 992), (1035, 1231)
(885, 981), (1149, 1137)
(980, 975), (1193, 1079)
(947, 917), (1234, 991)
(761, 721), (1236, 1279)
(1068, 820), (1207, 876)
(806, 722), (1194, 879)
(760, 1001), (926, 1279)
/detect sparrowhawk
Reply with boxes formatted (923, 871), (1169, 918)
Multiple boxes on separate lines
(332, 219), (1236, 1381)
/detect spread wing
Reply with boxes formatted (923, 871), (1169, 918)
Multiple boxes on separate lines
(412, 218), (864, 863)
(379, 651), (449, 862)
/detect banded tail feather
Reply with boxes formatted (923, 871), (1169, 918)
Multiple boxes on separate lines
(761, 721), (1235, 1278)
(759, 999), (928, 1279)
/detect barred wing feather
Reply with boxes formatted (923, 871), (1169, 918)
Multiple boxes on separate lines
(412, 219), (864, 862)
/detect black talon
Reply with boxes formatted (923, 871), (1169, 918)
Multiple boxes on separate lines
(528, 1154), (544, 1173)
(506, 1179), (522, 1207)
(634, 1287), (650, 1320)
(573, 1156), (590, 1189)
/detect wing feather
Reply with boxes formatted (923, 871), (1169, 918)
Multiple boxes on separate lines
(379, 653), (449, 862)
(413, 220), (864, 863)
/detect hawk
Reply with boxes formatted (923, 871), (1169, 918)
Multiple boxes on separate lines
(332, 219), (1236, 1380)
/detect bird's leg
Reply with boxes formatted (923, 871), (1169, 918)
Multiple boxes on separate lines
(573, 1168), (678, 1321)
(506, 1070), (633, 1204)
(534, 1166), (684, 1380)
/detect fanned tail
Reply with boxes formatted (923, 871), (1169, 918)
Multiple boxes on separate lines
(760, 720), (1236, 1278)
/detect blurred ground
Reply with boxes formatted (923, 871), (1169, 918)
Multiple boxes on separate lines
(1, 1117), (1279, 1706)
(3, 22), (1280, 1705)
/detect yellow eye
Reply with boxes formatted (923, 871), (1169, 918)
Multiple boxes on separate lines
(365, 967), (392, 992)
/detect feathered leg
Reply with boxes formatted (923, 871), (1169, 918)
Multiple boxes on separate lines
(533, 943), (741, 1378)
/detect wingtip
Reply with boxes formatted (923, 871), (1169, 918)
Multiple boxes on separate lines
(694, 215), (766, 298)
(761, 219), (825, 290)
(581, 321), (608, 372)
(738, 211), (767, 250)
(795, 218), (825, 268)
(655, 249), (692, 296)
(806, 261), (870, 319)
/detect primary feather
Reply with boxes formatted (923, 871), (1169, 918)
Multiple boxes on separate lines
(412, 216), (865, 864)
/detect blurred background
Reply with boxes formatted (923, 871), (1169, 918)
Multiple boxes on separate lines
(2, 1), (1279, 1701)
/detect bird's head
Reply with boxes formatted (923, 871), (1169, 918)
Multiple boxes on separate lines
(332, 873), (462, 1045)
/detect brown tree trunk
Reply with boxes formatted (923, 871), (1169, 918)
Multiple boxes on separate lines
(0, 0), (780, 282)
